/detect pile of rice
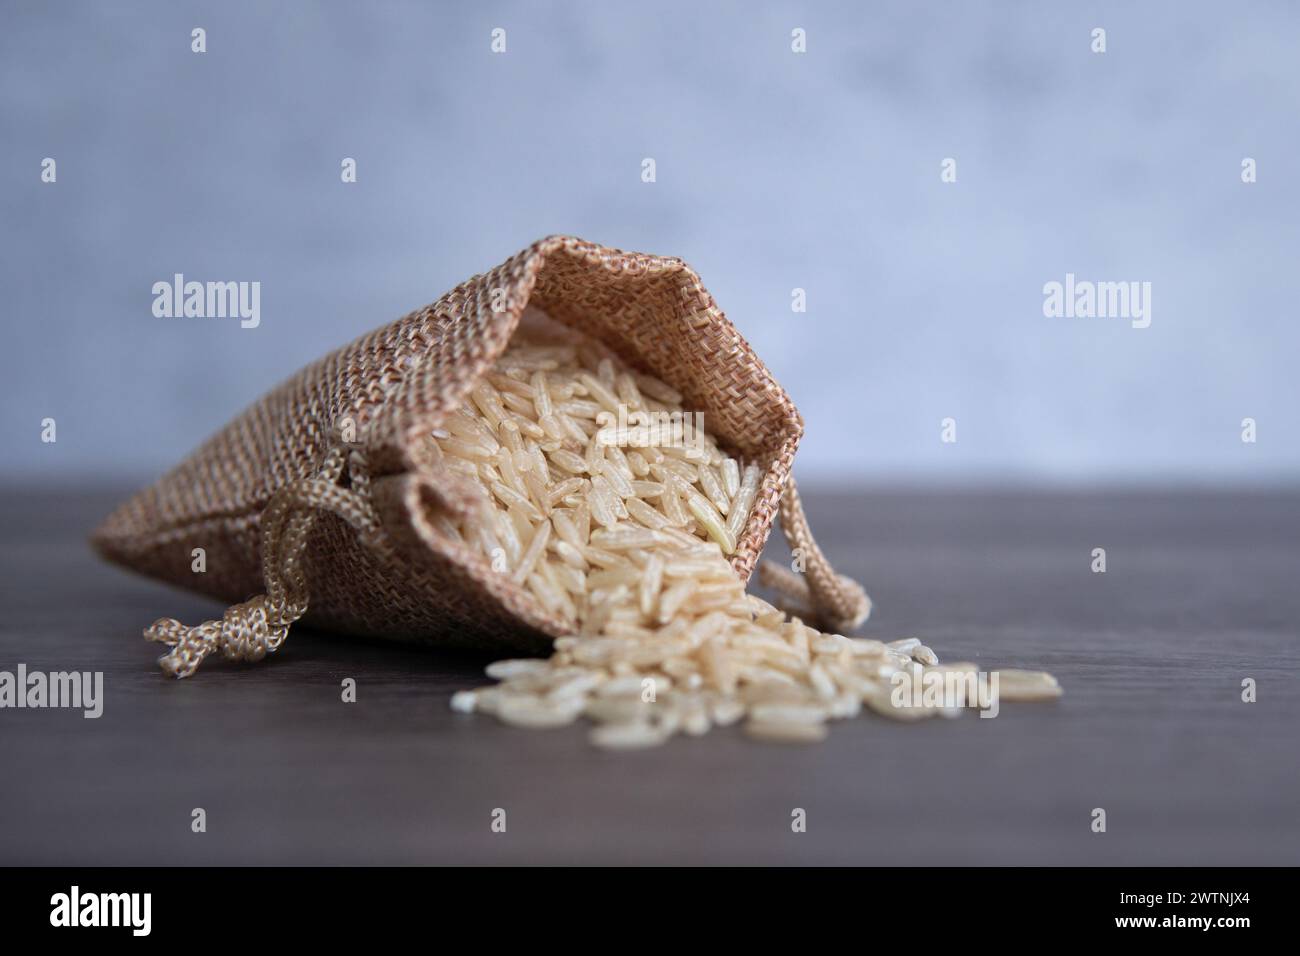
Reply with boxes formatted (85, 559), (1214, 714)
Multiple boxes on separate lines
(437, 322), (1060, 748)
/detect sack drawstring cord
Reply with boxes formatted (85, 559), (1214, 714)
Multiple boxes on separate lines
(144, 442), (379, 679)
(759, 477), (872, 633)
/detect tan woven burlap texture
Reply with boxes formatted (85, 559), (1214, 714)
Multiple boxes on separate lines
(92, 236), (869, 673)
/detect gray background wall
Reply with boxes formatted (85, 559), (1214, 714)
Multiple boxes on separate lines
(3, 0), (1297, 485)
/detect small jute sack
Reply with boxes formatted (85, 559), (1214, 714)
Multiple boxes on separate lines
(91, 236), (870, 678)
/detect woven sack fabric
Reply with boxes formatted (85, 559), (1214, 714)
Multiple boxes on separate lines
(91, 235), (869, 676)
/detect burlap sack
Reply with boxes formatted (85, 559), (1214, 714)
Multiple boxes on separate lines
(91, 236), (869, 677)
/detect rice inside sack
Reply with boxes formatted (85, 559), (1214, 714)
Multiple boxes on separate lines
(93, 236), (820, 668)
(442, 319), (1061, 748)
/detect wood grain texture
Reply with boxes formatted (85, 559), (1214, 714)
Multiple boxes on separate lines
(1, 487), (1296, 865)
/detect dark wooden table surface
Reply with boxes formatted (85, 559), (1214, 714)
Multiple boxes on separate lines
(1, 486), (1296, 865)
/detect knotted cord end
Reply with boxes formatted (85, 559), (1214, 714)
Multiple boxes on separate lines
(759, 560), (872, 633)
(144, 595), (297, 679)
